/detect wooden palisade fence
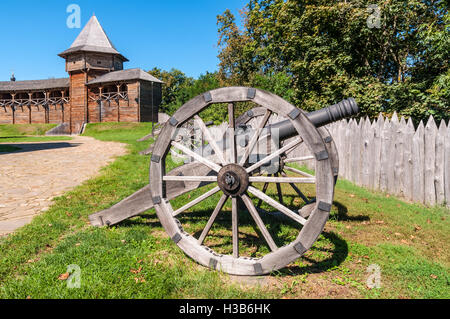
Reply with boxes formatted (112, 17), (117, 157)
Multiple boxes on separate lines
(181, 112), (449, 207)
(290, 113), (449, 207)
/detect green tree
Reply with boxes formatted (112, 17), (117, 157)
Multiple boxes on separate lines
(148, 69), (223, 120)
(217, 0), (449, 122)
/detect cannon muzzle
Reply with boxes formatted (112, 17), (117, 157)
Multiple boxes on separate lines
(270, 98), (359, 140)
(306, 98), (359, 127)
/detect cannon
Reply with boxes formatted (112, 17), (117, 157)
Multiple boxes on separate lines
(89, 87), (359, 275)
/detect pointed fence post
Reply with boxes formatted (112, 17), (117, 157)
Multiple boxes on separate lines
(403, 118), (415, 201)
(372, 114), (384, 191)
(412, 121), (425, 204)
(380, 117), (391, 192)
(362, 117), (372, 188)
(445, 123), (450, 207)
(395, 116), (406, 196)
(424, 116), (437, 206)
(435, 120), (446, 205)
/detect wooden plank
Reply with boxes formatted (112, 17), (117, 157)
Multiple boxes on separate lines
(361, 117), (372, 188)
(380, 117), (391, 192)
(356, 118), (363, 185)
(403, 118), (415, 201)
(424, 116), (437, 205)
(88, 185), (153, 227)
(387, 112), (399, 193)
(339, 120), (347, 179)
(350, 119), (359, 184)
(412, 121), (425, 204)
(445, 123), (450, 207)
(369, 116), (379, 190)
(394, 116), (406, 196)
(89, 162), (214, 226)
(435, 120), (446, 205)
(372, 114), (384, 190)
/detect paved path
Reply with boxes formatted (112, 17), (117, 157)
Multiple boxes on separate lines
(0, 136), (127, 236)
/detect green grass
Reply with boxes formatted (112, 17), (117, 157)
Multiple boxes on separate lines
(0, 124), (58, 136)
(0, 122), (448, 299)
(0, 136), (72, 143)
(0, 124), (72, 144)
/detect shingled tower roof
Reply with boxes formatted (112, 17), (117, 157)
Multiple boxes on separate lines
(58, 15), (128, 61)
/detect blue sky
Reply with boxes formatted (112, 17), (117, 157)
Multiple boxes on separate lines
(0, 0), (247, 81)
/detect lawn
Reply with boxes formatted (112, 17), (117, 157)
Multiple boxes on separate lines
(0, 123), (59, 136)
(0, 122), (448, 299)
(0, 124), (72, 147)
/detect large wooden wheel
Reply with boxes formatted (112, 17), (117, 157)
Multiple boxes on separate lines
(149, 87), (335, 275)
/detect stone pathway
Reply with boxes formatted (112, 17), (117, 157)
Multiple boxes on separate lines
(0, 136), (127, 237)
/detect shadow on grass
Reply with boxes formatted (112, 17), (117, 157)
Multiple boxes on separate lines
(117, 206), (349, 276)
(332, 201), (370, 222)
(0, 142), (80, 154)
(270, 231), (348, 277)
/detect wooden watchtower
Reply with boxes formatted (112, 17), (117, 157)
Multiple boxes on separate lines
(0, 15), (162, 133)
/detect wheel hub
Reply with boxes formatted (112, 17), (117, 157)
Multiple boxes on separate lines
(217, 164), (249, 196)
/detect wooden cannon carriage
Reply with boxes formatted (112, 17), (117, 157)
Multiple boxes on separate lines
(89, 87), (359, 275)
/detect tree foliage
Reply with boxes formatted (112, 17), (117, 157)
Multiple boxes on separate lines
(148, 68), (222, 116)
(216, 0), (449, 122)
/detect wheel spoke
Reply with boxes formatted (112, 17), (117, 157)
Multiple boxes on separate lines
(256, 175), (271, 208)
(249, 176), (315, 184)
(228, 103), (237, 164)
(239, 109), (272, 166)
(275, 173), (284, 205)
(171, 141), (222, 172)
(284, 155), (315, 163)
(284, 165), (315, 178)
(197, 194), (228, 245)
(248, 186), (306, 225)
(173, 186), (220, 216)
(281, 171), (310, 203)
(163, 175), (217, 182)
(231, 196), (239, 258)
(241, 194), (278, 252)
(246, 137), (303, 174)
(194, 115), (227, 166)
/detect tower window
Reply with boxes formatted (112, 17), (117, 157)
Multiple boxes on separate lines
(97, 61), (102, 65)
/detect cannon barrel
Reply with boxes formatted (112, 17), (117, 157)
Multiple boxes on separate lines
(306, 98), (359, 127)
(270, 98), (359, 140)
(197, 98), (359, 153)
